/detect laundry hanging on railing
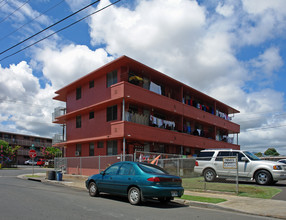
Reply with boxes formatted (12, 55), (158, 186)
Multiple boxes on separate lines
(150, 82), (161, 95)
(150, 115), (175, 130)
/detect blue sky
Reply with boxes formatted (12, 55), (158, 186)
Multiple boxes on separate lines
(0, 0), (286, 155)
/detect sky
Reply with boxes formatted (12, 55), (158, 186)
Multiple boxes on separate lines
(0, 0), (286, 155)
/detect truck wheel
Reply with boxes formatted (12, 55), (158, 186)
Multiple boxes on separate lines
(203, 168), (216, 182)
(255, 170), (272, 185)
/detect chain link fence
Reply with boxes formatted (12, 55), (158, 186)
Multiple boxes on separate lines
(134, 151), (239, 194)
(55, 152), (239, 194)
(54, 154), (133, 176)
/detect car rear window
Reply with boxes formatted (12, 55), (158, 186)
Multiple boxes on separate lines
(138, 163), (168, 174)
(196, 151), (215, 161)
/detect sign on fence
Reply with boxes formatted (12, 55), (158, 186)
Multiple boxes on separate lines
(223, 157), (237, 169)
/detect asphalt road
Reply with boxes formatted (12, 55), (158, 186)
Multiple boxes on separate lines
(0, 168), (277, 220)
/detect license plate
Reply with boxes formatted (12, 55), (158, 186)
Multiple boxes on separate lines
(171, 191), (178, 197)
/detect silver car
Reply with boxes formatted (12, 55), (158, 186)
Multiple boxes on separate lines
(24, 159), (37, 165)
(194, 149), (286, 185)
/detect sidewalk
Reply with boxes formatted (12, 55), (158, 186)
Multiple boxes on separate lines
(19, 173), (286, 220)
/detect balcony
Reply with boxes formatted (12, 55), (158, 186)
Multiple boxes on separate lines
(52, 107), (66, 123)
(18, 149), (43, 156)
(122, 82), (240, 133)
(2, 138), (51, 148)
(52, 134), (66, 145)
(111, 121), (239, 150)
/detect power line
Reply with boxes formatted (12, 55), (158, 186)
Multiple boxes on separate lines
(0, 0), (9, 10)
(0, 97), (60, 109)
(0, 0), (100, 56)
(245, 124), (286, 132)
(0, 0), (121, 62)
(0, 0), (66, 42)
(234, 113), (286, 124)
(0, 0), (31, 24)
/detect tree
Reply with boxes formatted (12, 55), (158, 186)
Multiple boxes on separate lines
(264, 148), (280, 156)
(255, 152), (263, 157)
(0, 140), (21, 167)
(41, 147), (62, 159)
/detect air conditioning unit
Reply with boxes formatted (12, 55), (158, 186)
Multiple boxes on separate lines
(75, 151), (80, 156)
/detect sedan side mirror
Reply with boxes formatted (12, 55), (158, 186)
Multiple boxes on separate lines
(100, 171), (105, 175)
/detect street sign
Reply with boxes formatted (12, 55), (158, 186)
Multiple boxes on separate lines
(29, 149), (37, 158)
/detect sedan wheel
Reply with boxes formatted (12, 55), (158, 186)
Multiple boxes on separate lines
(89, 182), (99, 197)
(128, 187), (141, 205)
(255, 170), (272, 185)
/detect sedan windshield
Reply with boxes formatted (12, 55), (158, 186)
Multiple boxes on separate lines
(244, 151), (261, 161)
(138, 163), (168, 174)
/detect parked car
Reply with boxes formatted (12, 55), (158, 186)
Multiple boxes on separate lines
(24, 159), (37, 165)
(86, 161), (184, 205)
(194, 149), (286, 185)
(37, 159), (45, 166)
(278, 159), (286, 164)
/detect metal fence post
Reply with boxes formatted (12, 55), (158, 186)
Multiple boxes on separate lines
(236, 154), (239, 195)
(80, 157), (82, 175)
(99, 155), (101, 173)
(177, 160), (179, 176)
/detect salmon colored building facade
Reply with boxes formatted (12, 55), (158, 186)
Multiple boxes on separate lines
(53, 56), (240, 158)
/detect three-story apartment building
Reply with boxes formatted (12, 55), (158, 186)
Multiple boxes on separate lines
(53, 56), (240, 158)
(0, 131), (52, 164)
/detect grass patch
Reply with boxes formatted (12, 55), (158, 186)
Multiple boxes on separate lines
(182, 177), (281, 199)
(237, 185), (281, 199)
(181, 195), (226, 204)
(25, 175), (42, 178)
(1, 168), (19, 170)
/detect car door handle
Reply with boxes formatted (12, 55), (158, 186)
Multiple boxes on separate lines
(128, 178), (131, 180)
(110, 177), (112, 180)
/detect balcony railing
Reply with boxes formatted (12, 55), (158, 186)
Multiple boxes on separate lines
(52, 107), (66, 122)
(52, 134), (66, 145)
(17, 149), (43, 156)
(1, 138), (52, 148)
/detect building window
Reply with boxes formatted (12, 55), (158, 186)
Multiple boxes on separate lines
(76, 144), (81, 156)
(76, 87), (81, 100)
(76, 115), (81, 128)
(89, 80), (94, 88)
(97, 141), (104, 148)
(107, 105), (117, 122)
(89, 142), (94, 156)
(106, 70), (117, 88)
(89, 111), (94, 119)
(107, 140), (117, 155)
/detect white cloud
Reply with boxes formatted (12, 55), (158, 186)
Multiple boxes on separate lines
(250, 47), (283, 78)
(216, 2), (234, 17)
(0, 61), (59, 137)
(0, 61), (39, 101)
(36, 44), (113, 90)
(236, 0), (286, 46)
(242, 0), (286, 15)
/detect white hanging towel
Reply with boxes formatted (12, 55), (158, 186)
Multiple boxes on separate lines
(150, 82), (161, 95)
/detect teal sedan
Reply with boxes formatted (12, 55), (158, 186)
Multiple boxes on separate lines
(86, 161), (184, 205)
